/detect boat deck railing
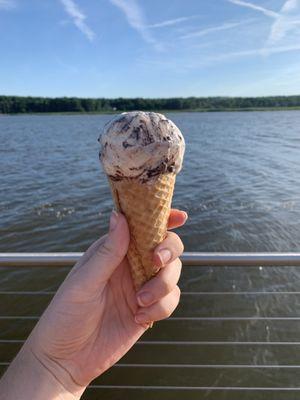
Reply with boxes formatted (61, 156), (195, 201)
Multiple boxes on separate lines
(1, 252), (300, 399)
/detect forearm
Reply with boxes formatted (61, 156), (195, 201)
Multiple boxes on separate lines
(0, 343), (85, 400)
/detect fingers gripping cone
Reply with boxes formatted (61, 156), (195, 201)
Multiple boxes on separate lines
(109, 173), (176, 290)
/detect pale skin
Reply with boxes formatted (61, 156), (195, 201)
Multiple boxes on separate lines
(0, 209), (187, 399)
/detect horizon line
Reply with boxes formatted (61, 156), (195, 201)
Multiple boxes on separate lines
(1, 94), (300, 99)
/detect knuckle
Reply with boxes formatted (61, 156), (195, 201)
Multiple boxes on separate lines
(174, 285), (181, 300)
(170, 232), (184, 254)
(96, 240), (114, 258)
(167, 231), (178, 242)
(171, 257), (182, 275)
(175, 257), (182, 271)
(86, 235), (107, 256)
(95, 238), (124, 261)
(178, 239), (184, 254)
(160, 279), (173, 295)
(168, 287), (181, 316)
(160, 303), (173, 319)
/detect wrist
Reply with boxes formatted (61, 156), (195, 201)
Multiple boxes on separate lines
(0, 342), (86, 400)
(24, 341), (86, 399)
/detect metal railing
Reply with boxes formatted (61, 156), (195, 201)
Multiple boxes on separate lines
(1, 252), (300, 267)
(1, 252), (300, 398)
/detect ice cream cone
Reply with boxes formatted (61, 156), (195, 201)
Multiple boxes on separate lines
(109, 173), (176, 290)
(99, 111), (185, 292)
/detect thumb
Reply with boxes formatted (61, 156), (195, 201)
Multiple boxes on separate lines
(73, 211), (130, 290)
(94, 211), (130, 280)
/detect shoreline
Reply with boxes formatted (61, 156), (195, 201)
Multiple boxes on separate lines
(1, 106), (300, 116)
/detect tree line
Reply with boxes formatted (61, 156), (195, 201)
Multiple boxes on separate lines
(1, 95), (300, 114)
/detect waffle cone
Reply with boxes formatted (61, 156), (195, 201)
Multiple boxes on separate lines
(109, 173), (176, 290)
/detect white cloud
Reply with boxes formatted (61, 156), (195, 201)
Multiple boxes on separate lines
(175, 43), (300, 69)
(228, 0), (300, 56)
(180, 21), (246, 39)
(59, 0), (95, 41)
(109, 0), (163, 50)
(147, 15), (200, 29)
(282, 0), (299, 12)
(0, 0), (16, 10)
(210, 43), (300, 62)
(141, 42), (300, 73)
(228, 0), (279, 18)
(267, 0), (300, 44)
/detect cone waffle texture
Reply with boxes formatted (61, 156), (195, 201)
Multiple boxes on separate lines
(109, 173), (176, 290)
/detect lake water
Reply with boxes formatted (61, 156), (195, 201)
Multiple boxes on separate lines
(1, 111), (300, 399)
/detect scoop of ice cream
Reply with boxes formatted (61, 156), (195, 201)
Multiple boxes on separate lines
(99, 111), (185, 182)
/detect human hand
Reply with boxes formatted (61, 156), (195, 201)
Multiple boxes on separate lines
(24, 209), (187, 397)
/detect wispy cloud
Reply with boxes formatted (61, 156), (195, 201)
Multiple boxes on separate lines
(207, 43), (300, 62)
(192, 43), (300, 68)
(282, 0), (299, 12)
(147, 15), (200, 29)
(0, 0), (16, 10)
(110, 0), (163, 49)
(180, 21), (246, 39)
(59, 0), (95, 41)
(228, 0), (279, 18)
(228, 0), (300, 54)
(267, 0), (300, 44)
(140, 41), (300, 74)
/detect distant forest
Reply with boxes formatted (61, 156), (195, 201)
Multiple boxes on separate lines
(1, 95), (300, 113)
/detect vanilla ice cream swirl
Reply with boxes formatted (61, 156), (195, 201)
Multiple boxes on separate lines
(99, 111), (185, 183)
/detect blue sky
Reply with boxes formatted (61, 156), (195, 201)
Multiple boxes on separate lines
(1, 0), (300, 97)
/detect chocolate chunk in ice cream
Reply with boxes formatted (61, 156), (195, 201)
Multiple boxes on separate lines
(99, 111), (185, 183)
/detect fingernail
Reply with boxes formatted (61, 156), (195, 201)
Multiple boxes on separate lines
(135, 313), (149, 324)
(183, 211), (188, 222)
(157, 248), (172, 265)
(137, 291), (153, 307)
(109, 210), (118, 232)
